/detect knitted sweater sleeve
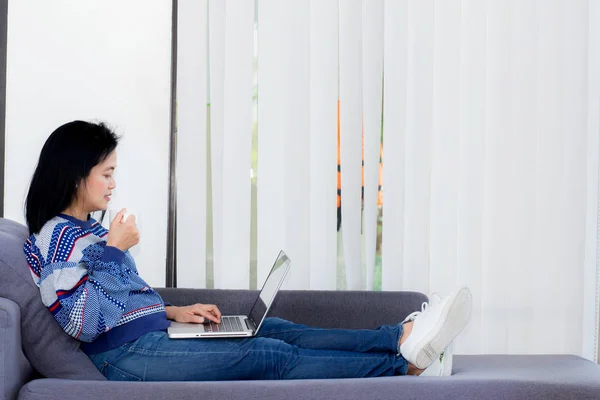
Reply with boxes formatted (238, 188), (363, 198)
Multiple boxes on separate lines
(24, 226), (133, 342)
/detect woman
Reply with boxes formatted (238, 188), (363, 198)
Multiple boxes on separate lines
(23, 120), (472, 381)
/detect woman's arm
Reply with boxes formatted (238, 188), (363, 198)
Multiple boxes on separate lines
(25, 227), (133, 342)
(165, 306), (177, 320)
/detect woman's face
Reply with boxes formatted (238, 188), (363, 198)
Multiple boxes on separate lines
(79, 150), (117, 213)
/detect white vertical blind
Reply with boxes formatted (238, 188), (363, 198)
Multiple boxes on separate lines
(428, 0), (461, 295)
(455, 0), (487, 356)
(257, 0), (289, 285)
(403, 0), (434, 294)
(282, 1), (311, 290)
(381, 0), (409, 291)
(339, 0), (364, 290)
(362, 0), (384, 291)
(528, 0), (565, 355)
(217, 0), (255, 289)
(480, 0), (513, 354)
(309, 0), (338, 290)
(176, 0), (207, 288)
(257, 1), (312, 289)
(503, 0), (537, 354)
(208, 0), (226, 288)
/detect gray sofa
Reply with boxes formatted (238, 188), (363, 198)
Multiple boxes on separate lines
(2, 218), (600, 400)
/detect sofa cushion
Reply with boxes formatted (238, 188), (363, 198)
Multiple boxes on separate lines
(17, 355), (600, 400)
(0, 218), (105, 380)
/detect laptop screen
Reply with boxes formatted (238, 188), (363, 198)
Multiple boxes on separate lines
(248, 251), (291, 329)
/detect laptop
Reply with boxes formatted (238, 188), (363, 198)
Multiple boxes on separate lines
(167, 250), (292, 338)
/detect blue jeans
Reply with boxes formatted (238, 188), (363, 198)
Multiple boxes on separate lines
(88, 317), (409, 381)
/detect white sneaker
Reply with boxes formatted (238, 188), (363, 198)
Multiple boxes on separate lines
(420, 341), (454, 377)
(399, 287), (471, 370)
(418, 294), (454, 377)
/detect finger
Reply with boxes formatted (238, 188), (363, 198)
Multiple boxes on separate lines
(204, 304), (221, 318)
(110, 209), (125, 225)
(211, 306), (222, 320)
(121, 212), (131, 223)
(192, 304), (219, 321)
(189, 306), (216, 322)
(112, 209), (127, 224)
(200, 311), (220, 323)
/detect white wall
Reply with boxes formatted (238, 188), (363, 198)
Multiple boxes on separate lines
(3, 0), (172, 287)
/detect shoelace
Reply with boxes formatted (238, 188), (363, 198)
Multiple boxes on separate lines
(402, 294), (443, 324)
(403, 301), (429, 323)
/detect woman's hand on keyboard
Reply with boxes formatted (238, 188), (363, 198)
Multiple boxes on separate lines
(165, 304), (222, 324)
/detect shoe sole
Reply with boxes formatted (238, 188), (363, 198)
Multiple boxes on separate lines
(413, 287), (472, 369)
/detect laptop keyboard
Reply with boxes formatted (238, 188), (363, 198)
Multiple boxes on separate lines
(205, 316), (244, 333)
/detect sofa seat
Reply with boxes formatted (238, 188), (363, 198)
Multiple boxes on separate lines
(17, 354), (600, 400)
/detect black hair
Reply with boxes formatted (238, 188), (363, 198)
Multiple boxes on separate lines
(25, 120), (120, 234)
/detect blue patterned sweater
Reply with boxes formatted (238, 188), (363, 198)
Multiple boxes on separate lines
(23, 213), (170, 354)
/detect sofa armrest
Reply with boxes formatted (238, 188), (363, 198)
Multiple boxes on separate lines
(0, 297), (35, 400)
(155, 288), (427, 330)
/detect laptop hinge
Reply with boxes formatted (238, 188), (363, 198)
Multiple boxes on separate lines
(246, 317), (257, 332)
